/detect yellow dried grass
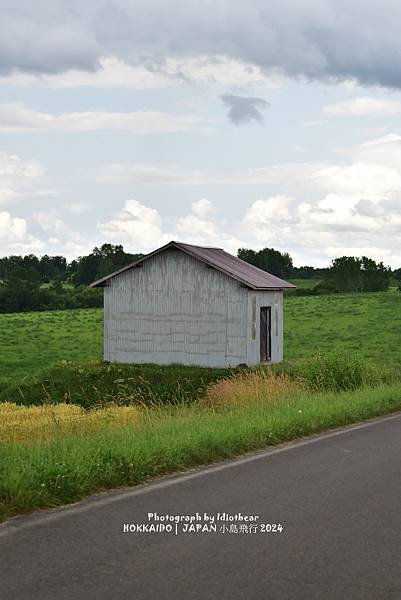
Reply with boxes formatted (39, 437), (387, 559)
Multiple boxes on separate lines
(0, 402), (142, 444)
(199, 370), (304, 408)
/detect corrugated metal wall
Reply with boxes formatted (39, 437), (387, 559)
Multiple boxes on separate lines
(103, 248), (250, 367)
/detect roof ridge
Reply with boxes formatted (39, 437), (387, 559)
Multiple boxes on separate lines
(90, 240), (296, 290)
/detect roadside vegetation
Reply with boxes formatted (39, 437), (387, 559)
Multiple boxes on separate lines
(0, 403), (142, 444)
(1, 367), (401, 522)
(0, 290), (400, 523)
(0, 361), (232, 407)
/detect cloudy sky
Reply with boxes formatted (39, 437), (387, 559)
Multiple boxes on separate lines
(1, 1), (401, 267)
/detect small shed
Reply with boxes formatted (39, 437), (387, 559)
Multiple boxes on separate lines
(90, 241), (295, 368)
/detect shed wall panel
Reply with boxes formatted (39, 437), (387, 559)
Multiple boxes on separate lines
(104, 249), (248, 367)
(246, 290), (284, 365)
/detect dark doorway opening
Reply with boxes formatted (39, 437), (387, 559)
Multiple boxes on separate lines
(260, 306), (271, 362)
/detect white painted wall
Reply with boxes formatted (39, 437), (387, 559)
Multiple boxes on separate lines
(103, 248), (284, 368)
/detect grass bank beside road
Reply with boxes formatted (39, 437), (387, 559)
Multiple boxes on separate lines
(1, 291), (400, 523)
(1, 379), (401, 523)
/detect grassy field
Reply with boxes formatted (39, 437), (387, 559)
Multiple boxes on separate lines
(285, 292), (401, 365)
(0, 308), (103, 383)
(1, 290), (400, 387)
(1, 291), (401, 521)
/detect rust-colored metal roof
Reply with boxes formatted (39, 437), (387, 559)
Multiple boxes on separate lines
(90, 241), (296, 290)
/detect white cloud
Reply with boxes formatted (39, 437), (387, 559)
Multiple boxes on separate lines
(242, 196), (300, 248)
(0, 211), (27, 241)
(0, 58), (173, 90)
(98, 199), (168, 251)
(34, 211), (69, 235)
(241, 191), (401, 266)
(98, 197), (244, 254)
(0, 55), (281, 89)
(0, 103), (208, 134)
(308, 162), (401, 197)
(191, 198), (215, 218)
(352, 134), (401, 172)
(324, 97), (401, 117)
(176, 200), (218, 242)
(0, 211), (44, 255)
(235, 133), (401, 265)
(0, 152), (46, 206)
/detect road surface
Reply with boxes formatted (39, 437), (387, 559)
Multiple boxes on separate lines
(1, 413), (401, 599)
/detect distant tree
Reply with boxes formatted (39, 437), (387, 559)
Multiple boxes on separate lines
(361, 257), (390, 292)
(237, 248), (258, 267)
(0, 267), (42, 311)
(39, 255), (67, 282)
(238, 247), (293, 279)
(322, 256), (390, 293)
(73, 253), (101, 286)
(72, 244), (143, 285)
(291, 265), (329, 279)
(328, 256), (363, 293)
(394, 269), (401, 292)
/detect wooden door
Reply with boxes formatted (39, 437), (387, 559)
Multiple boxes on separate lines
(260, 306), (271, 362)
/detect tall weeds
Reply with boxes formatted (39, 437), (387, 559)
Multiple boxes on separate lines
(300, 351), (380, 392)
(199, 370), (304, 408)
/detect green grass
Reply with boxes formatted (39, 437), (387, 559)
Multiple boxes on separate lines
(0, 292), (400, 521)
(0, 361), (233, 408)
(0, 291), (400, 383)
(284, 291), (401, 365)
(0, 308), (103, 384)
(1, 291), (400, 396)
(1, 382), (401, 522)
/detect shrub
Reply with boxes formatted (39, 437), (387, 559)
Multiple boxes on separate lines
(300, 351), (379, 392)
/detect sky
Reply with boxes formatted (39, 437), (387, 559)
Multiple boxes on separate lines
(1, 1), (401, 267)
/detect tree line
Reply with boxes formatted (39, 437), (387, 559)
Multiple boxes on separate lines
(238, 247), (397, 295)
(0, 244), (399, 313)
(0, 244), (142, 313)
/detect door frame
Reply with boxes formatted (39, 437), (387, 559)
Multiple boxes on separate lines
(260, 306), (272, 363)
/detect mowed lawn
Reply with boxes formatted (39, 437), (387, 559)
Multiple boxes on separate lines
(0, 291), (400, 384)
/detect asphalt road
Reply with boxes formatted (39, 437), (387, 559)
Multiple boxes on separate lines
(1, 413), (401, 600)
